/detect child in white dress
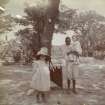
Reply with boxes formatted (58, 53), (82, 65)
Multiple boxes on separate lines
(71, 35), (82, 56)
(31, 47), (50, 102)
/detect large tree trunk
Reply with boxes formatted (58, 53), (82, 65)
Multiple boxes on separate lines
(24, 0), (60, 56)
(40, 0), (60, 55)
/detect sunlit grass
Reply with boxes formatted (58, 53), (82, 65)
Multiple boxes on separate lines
(0, 66), (8, 105)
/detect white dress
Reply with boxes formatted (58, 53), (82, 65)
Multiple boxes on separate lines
(71, 41), (82, 55)
(31, 60), (50, 92)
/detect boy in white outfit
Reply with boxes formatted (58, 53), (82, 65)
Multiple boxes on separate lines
(61, 36), (82, 93)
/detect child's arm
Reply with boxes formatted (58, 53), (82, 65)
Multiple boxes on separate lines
(32, 61), (38, 74)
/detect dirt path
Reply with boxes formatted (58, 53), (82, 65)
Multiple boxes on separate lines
(0, 58), (105, 105)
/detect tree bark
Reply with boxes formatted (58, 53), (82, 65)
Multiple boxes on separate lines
(40, 0), (60, 55)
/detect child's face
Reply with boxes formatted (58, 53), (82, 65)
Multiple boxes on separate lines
(40, 55), (46, 61)
(65, 38), (71, 45)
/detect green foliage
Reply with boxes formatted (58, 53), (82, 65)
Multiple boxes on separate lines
(15, 0), (60, 63)
(57, 5), (77, 32)
(0, 0), (13, 34)
(0, 14), (13, 33)
(15, 3), (105, 58)
(71, 11), (105, 56)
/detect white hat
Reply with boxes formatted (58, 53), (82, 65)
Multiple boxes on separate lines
(37, 47), (48, 56)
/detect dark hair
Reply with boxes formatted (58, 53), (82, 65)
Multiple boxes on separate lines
(65, 36), (71, 41)
(35, 54), (51, 62)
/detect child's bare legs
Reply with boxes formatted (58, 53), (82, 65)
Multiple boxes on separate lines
(36, 91), (40, 103)
(41, 93), (47, 102)
(67, 79), (77, 94)
(67, 79), (71, 89)
(72, 79), (77, 94)
(36, 91), (49, 103)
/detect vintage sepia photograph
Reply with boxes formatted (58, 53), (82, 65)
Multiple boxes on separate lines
(0, 0), (105, 105)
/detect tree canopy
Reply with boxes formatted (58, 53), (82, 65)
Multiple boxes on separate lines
(0, 0), (13, 34)
(15, 3), (105, 59)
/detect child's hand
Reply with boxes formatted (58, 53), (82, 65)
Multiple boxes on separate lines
(74, 62), (79, 65)
(67, 51), (72, 56)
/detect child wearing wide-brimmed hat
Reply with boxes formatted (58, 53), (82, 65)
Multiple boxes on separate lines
(30, 47), (51, 103)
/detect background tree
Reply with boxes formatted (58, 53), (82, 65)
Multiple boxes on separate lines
(70, 11), (105, 56)
(15, 2), (105, 59)
(0, 0), (15, 60)
(16, 0), (60, 58)
(0, 0), (13, 36)
(0, 14), (13, 34)
(56, 5), (77, 32)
